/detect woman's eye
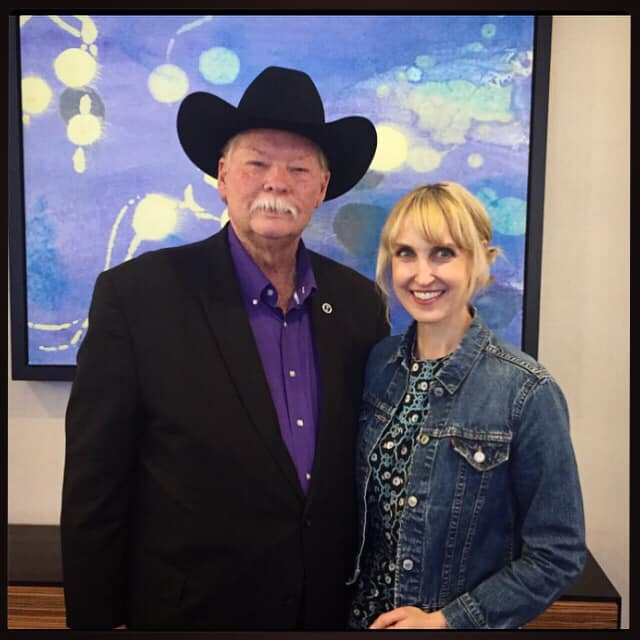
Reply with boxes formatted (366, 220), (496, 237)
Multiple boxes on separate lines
(434, 247), (455, 259)
(394, 247), (414, 258)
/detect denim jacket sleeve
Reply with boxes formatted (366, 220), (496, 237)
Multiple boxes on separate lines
(440, 376), (586, 629)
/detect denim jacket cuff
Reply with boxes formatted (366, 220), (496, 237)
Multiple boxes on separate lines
(440, 593), (487, 629)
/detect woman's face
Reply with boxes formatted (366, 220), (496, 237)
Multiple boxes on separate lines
(391, 216), (472, 332)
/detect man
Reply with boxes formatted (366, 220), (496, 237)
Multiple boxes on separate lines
(61, 66), (389, 630)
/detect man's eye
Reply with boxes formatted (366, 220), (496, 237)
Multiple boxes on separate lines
(248, 160), (265, 167)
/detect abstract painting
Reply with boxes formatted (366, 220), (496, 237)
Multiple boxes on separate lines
(11, 14), (544, 376)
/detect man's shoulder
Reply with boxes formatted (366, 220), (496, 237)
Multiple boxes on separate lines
(103, 232), (220, 280)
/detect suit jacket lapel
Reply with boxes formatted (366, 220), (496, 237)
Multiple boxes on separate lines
(195, 227), (304, 500)
(306, 253), (347, 504)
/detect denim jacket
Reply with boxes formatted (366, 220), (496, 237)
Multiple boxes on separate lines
(349, 310), (586, 628)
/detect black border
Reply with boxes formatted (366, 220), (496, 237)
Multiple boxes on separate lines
(8, 13), (551, 379)
(521, 15), (551, 359)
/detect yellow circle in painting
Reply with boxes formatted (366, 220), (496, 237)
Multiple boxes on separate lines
(67, 113), (102, 146)
(54, 48), (97, 88)
(132, 194), (178, 240)
(377, 84), (390, 98)
(407, 146), (443, 173)
(22, 76), (52, 115)
(468, 153), (484, 168)
(148, 64), (189, 104)
(370, 124), (408, 172)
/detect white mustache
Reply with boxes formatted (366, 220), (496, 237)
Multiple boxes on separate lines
(250, 197), (299, 218)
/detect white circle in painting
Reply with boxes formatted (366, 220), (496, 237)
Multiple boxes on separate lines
(199, 47), (240, 85)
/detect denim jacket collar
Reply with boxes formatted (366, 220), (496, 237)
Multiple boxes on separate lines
(387, 306), (492, 396)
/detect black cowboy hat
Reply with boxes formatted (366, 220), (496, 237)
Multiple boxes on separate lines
(177, 66), (377, 201)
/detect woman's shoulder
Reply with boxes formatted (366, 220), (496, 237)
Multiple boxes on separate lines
(368, 333), (404, 364)
(483, 330), (553, 382)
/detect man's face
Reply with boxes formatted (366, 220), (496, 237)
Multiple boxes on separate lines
(217, 129), (330, 248)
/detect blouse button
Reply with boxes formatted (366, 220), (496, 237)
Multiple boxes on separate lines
(407, 496), (418, 508)
(418, 381), (429, 391)
(411, 363), (420, 372)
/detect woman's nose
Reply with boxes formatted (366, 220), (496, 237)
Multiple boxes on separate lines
(414, 258), (435, 284)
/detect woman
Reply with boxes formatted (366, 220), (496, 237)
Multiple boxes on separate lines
(348, 182), (585, 629)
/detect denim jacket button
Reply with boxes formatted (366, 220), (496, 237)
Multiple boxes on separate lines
(407, 495), (418, 508)
(433, 386), (444, 397)
(419, 434), (430, 445)
(473, 450), (486, 463)
(402, 559), (414, 571)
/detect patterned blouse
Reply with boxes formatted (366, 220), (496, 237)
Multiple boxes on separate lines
(348, 351), (450, 630)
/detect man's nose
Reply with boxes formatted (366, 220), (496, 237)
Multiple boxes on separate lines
(263, 163), (290, 191)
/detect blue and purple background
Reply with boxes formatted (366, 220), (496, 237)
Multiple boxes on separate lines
(18, 15), (536, 365)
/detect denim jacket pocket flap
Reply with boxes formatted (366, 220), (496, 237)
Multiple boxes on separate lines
(451, 435), (510, 472)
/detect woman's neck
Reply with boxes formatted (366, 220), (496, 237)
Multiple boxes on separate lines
(415, 309), (472, 360)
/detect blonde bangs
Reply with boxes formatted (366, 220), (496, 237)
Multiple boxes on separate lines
(390, 187), (477, 252)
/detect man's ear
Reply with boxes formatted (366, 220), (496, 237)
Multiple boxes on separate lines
(316, 171), (330, 207)
(217, 157), (228, 204)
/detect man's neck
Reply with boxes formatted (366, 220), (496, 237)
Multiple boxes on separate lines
(232, 225), (299, 311)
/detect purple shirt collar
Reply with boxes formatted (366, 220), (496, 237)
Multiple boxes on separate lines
(227, 224), (317, 309)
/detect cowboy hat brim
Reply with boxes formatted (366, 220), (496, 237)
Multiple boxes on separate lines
(177, 91), (377, 201)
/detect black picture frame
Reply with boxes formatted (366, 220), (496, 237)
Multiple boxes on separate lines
(8, 14), (552, 381)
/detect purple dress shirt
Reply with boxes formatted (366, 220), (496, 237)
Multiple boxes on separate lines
(228, 224), (320, 493)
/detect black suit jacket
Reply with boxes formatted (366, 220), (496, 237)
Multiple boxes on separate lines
(61, 226), (389, 630)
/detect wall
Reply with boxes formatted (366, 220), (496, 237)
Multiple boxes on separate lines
(537, 15), (629, 628)
(7, 15), (630, 628)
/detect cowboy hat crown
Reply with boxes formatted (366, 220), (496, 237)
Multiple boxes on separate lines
(177, 66), (377, 200)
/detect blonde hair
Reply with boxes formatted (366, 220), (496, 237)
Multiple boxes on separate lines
(376, 182), (501, 302)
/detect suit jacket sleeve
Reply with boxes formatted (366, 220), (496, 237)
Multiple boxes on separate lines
(373, 291), (391, 344)
(61, 269), (140, 629)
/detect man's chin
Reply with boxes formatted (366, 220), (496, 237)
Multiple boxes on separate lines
(250, 218), (305, 237)
(249, 225), (301, 243)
